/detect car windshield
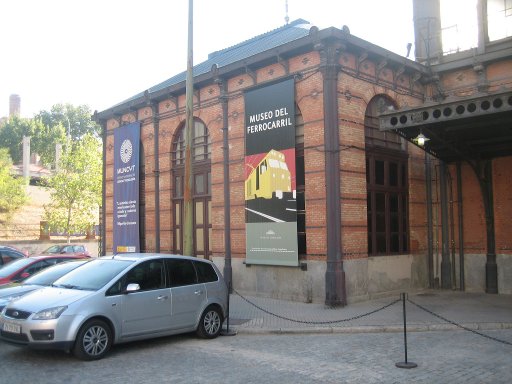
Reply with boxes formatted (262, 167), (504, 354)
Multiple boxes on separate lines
(43, 245), (63, 253)
(52, 259), (133, 291)
(0, 258), (35, 278)
(23, 261), (88, 286)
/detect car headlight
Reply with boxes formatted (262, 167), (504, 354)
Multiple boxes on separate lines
(33, 306), (68, 320)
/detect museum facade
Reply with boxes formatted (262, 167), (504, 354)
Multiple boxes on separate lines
(95, 1), (512, 304)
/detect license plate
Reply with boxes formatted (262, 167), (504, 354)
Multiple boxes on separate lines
(3, 322), (21, 334)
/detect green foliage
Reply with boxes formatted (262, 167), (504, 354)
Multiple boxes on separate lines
(30, 119), (66, 167)
(0, 149), (28, 222)
(0, 116), (38, 163)
(0, 104), (101, 169)
(34, 104), (101, 141)
(34, 104), (101, 167)
(43, 134), (102, 242)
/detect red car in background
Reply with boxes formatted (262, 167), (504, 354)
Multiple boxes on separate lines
(39, 244), (91, 258)
(0, 255), (90, 286)
(0, 246), (27, 267)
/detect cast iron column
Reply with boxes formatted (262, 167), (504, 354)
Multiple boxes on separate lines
(151, 101), (161, 252)
(481, 160), (497, 293)
(317, 41), (346, 306)
(100, 118), (107, 256)
(456, 162), (465, 290)
(425, 153), (434, 288)
(216, 77), (233, 291)
(440, 161), (452, 288)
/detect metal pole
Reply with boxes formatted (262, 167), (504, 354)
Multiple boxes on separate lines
(396, 293), (417, 369)
(183, 0), (194, 256)
(221, 281), (236, 336)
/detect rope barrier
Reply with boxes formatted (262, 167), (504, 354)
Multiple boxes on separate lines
(232, 288), (401, 325)
(407, 297), (512, 346)
(230, 288), (511, 347)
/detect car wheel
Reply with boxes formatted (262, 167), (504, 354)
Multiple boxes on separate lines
(73, 319), (112, 361)
(196, 305), (223, 339)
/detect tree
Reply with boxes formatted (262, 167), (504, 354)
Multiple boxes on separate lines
(0, 116), (40, 164)
(43, 134), (102, 242)
(32, 104), (101, 168)
(35, 104), (101, 141)
(0, 149), (28, 222)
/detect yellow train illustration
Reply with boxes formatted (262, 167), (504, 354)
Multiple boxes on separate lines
(245, 149), (291, 200)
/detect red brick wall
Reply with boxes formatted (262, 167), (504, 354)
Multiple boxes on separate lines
(102, 41), (511, 297)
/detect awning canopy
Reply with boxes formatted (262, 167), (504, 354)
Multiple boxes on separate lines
(379, 91), (512, 163)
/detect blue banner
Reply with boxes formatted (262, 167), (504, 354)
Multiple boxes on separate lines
(113, 122), (140, 253)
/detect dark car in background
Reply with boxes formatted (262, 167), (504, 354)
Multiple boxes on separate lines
(39, 244), (91, 258)
(0, 255), (91, 286)
(0, 259), (89, 311)
(0, 246), (27, 267)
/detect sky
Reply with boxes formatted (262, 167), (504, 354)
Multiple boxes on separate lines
(1, 0), (417, 119)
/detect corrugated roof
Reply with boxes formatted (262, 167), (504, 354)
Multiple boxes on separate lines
(111, 19), (312, 109)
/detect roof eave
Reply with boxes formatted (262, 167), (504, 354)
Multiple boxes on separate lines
(95, 26), (426, 122)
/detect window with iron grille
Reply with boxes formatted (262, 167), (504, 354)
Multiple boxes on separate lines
(171, 120), (211, 258)
(365, 96), (409, 256)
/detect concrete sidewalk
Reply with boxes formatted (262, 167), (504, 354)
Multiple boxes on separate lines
(225, 290), (512, 335)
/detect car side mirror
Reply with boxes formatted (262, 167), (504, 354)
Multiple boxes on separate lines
(20, 272), (30, 279)
(125, 283), (140, 293)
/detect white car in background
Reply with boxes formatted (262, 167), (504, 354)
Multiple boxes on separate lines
(0, 260), (89, 312)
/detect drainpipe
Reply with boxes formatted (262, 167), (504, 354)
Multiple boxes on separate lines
(456, 162), (465, 291)
(440, 161), (452, 288)
(216, 77), (233, 291)
(316, 41), (346, 306)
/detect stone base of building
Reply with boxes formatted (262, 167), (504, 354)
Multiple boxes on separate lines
(212, 253), (429, 304)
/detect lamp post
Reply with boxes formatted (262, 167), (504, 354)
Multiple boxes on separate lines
(55, 112), (71, 144)
(64, 115), (71, 139)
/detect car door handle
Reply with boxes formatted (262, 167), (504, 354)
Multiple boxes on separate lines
(157, 295), (168, 300)
(194, 290), (203, 295)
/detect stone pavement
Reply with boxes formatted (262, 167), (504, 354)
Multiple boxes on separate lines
(226, 289), (512, 336)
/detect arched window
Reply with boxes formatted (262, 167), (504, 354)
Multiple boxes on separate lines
(171, 119), (211, 258)
(365, 95), (409, 256)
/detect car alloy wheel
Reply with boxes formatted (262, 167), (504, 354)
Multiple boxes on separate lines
(74, 319), (112, 360)
(197, 306), (223, 339)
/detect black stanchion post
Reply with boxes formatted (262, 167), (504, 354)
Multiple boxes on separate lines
(221, 281), (237, 336)
(396, 292), (417, 369)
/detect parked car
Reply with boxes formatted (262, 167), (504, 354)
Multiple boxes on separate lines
(0, 254), (228, 360)
(0, 246), (26, 267)
(0, 255), (91, 286)
(0, 260), (89, 311)
(39, 244), (91, 258)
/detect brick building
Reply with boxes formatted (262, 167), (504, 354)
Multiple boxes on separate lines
(95, 0), (512, 304)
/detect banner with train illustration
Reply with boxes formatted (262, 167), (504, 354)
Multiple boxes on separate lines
(244, 78), (298, 266)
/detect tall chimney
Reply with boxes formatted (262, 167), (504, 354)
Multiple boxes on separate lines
(9, 94), (21, 117)
(413, 0), (443, 65)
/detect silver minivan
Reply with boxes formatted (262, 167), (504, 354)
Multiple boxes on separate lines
(0, 254), (228, 360)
